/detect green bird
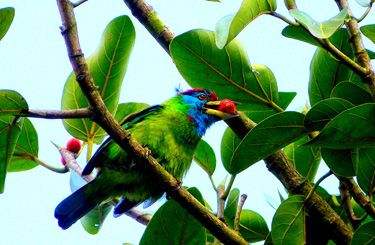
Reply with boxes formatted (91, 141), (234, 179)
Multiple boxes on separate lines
(55, 89), (237, 229)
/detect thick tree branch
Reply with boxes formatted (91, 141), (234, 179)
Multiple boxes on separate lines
(20, 108), (92, 119)
(56, 1), (247, 243)
(122, 1), (354, 243)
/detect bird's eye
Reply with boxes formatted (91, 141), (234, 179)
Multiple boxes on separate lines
(198, 94), (208, 100)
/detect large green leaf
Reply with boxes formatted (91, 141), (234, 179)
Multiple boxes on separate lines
(238, 210), (269, 242)
(271, 195), (306, 245)
(193, 139), (216, 176)
(221, 126), (242, 174)
(0, 116), (23, 193)
(284, 135), (321, 182)
(114, 102), (150, 124)
(321, 148), (357, 177)
(224, 188), (240, 219)
(0, 7), (14, 41)
(331, 81), (374, 105)
(309, 29), (361, 106)
(62, 16), (135, 144)
(81, 203), (112, 235)
(170, 29), (280, 112)
(289, 7), (349, 39)
(305, 103), (375, 149)
(361, 25), (375, 44)
(8, 118), (38, 172)
(351, 221), (375, 245)
(0, 90), (28, 116)
(304, 98), (354, 131)
(282, 25), (322, 47)
(229, 112), (308, 174)
(215, 0), (277, 49)
(140, 187), (206, 245)
(357, 146), (375, 195)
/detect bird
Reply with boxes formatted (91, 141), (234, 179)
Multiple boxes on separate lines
(55, 88), (237, 229)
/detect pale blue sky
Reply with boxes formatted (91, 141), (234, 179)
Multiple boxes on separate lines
(0, 0), (373, 244)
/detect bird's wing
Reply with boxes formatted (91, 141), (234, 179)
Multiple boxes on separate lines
(82, 105), (164, 175)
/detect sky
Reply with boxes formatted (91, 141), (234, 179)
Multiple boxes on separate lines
(0, 0), (374, 244)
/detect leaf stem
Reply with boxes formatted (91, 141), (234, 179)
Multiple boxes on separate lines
(222, 174), (236, 200)
(73, 0), (89, 7)
(86, 137), (93, 162)
(306, 170), (333, 202)
(234, 194), (247, 232)
(210, 175), (217, 192)
(33, 156), (68, 173)
(356, 4), (372, 23)
(270, 12), (299, 26)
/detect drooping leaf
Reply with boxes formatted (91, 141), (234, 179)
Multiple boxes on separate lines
(321, 148), (357, 177)
(230, 112), (308, 174)
(194, 139), (216, 176)
(284, 135), (321, 182)
(62, 16), (136, 144)
(81, 202), (113, 235)
(361, 25), (375, 44)
(0, 7), (14, 41)
(331, 81), (374, 105)
(0, 116), (23, 193)
(215, 0), (277, 49)
(304, 98), (354, 131)
(355, 0), (374, 7)
(305, 103), (375, 149)
(0, 90), (28, 116)
(221, 126), (242, 174)
(289, 7), (349, 39)
(271, 195), (306, 245)
(351, 221), (375, 245)
(8, 118), (38, 172)
(170, 29), (280, 112)
(224, 188), (240, 219)
(140, 187), (206, 245)
(357, 146), (375, 195)
(282, 25), (322, 47)
(114, 102), (150, 124)
(309, 29), (361, 106)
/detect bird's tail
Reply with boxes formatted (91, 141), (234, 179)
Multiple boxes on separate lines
(54, 182), (99, 230)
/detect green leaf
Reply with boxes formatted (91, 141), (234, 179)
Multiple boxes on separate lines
(278, 92), (297, 110)
(0, 7), (14, 41)
(230, 112), (308, 174)
(140, 187), (206, 245)
(170, 29), (280, 112)
(357, 146), (375, 195)
(264, 193), (279, 210)
(215, 0), (277, 49)
(305, 103), (375, 149)
(81, 202), (112, 235)
(0, 116), (23, 193)
(193, 139), (216, 176)
(271, 195), (306, 245)
(309, 29), (364, 106)
(351, 221), (375, 245)
(304, 98), (354, 131)
(238, 210), (269, 242)
(361, 25), (375, 45)
(221, 126), (242, 174)
(0, 90), (28, 116)
(114, 102), (150, 124)
(282, 25), (322, 48)
(355, 0), (374, 7)
(8, 118), (38, 172)
(321, 148), (357, 177)
(289, 7), (349, 39)
(331, 81), (374, 105)
(224, 188), (240, 219)
(62, 16), (135, 144)
(284, 135), (321, 182)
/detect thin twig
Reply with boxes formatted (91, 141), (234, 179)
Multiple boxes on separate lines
(73, 0), (89, 8)
(234, 194), (247, 232)
(339, 181), (361, 231)
(21, 108), (92, 119)
(357, 4), (372, 23)
(306, 171), (333, 202)
(270, 12), (298, 26)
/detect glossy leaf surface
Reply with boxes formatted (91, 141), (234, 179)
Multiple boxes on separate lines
(8, 118), (38, 172)
(305, 103), (375, 149)
(284, 135), (321, 182)
(282, 25), (321, 47)
(230, 112), (308, 174)
(215, 0), (276, 49)
(304, 98), (354, 131)
(0, 116), (23, 193)
(140, 187), (206, 245)
(0, 7), (14, 41)
(62, 16), (135, 144)
(0, 90), (28, 116)
(290, 7), (349, 39)
(357, 146), (375, 195)
(221, 126), (242, 174)
(321, 148), (357, 177)
(351, 221), (375, 245)
(361, 25), (375, 44)
(170, 29), (280, 112)
(81, 203), (112, 235)
(194, 139), (216, 176)
(331, 81), (373, 105)
(224, 188), (240, 219)
(271, 195), (306, 245)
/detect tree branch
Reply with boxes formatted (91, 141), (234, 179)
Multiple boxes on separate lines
(56, 1), (247, 243)
(20, 108), (92, 119)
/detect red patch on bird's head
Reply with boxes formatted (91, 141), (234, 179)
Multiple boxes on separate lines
(218, 99), (237, 114)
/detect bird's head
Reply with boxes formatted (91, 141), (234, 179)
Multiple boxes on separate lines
(178, 88), (238, 136)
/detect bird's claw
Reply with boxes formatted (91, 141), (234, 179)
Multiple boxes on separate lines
(144, 147), (151, 160)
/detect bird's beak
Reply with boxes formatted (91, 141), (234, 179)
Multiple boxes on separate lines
(204, 100), (239, 120)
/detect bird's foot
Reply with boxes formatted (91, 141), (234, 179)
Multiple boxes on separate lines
(144, 147), (151, 160)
